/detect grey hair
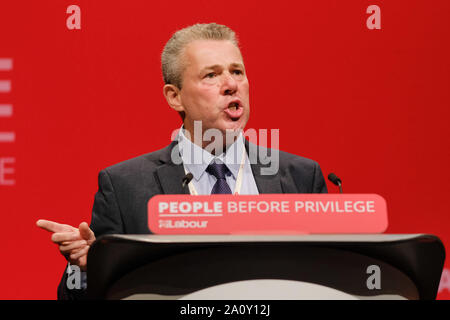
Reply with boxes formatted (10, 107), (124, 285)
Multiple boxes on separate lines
(161, 23), (239, 89)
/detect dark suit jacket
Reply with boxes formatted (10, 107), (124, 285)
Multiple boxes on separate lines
(57, 140), (327, 299)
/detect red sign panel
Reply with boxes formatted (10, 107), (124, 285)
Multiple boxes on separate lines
(148, 194), (388, 234)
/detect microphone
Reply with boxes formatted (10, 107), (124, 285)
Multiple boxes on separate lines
(181, 173), (194, 189)
(328, 173), (343, 193)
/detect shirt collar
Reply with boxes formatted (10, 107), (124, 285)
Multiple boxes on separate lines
(178, 126), (245, 181)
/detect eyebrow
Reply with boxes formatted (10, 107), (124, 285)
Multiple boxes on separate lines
(201, 63), (245, 72)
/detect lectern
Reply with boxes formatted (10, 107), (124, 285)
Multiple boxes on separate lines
(86, 234), (445, 300)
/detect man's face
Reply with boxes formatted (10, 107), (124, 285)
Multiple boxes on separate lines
(179, 40), (250, 137)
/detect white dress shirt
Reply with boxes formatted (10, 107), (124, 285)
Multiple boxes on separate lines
(178, 128), (259, 195)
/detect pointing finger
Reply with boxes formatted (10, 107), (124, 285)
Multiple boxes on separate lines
(36, 220), (75, 233)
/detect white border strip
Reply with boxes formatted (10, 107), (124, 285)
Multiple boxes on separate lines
(0, 104), (12, 117)
(0, 80), (11, 92)
(0, 58), (13, 71)
(0, 132), (15, 143)
(159, 214), (223, 217)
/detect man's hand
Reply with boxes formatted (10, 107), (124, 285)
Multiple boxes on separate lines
(36, 220), (96, 271)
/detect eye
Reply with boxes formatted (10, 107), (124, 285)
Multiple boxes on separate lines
(205, 72), (216, 78)
(232, 69), (243, 75)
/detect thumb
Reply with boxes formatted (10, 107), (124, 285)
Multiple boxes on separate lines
(79, 222), (95, 242)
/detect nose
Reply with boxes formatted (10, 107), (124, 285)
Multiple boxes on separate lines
(221, 72), (238, 96)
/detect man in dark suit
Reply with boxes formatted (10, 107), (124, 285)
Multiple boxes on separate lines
(36, 23), (327, 299)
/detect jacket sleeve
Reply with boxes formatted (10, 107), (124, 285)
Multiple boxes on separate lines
(90, 169), (125, 236)
(57, 169), (124, 300)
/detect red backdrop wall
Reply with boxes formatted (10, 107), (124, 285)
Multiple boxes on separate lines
(0, 0), (449, 299)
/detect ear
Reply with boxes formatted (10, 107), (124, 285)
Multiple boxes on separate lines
(163, 84), (185, 113)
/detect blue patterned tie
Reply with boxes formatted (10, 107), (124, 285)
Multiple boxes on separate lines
(206, 162), (232, 194)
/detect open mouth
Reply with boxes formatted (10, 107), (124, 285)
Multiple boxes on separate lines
(228, 101), (239, 111)
(224, 101), (243, 120)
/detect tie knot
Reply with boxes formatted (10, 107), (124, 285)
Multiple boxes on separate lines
(206, 162), (230, 180)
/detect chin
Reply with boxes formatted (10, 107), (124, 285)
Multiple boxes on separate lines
(227, 116), (249, 131)
(221, 121), (245, 133)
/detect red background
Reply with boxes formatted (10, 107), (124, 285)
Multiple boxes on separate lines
(0, 0), (449, 299)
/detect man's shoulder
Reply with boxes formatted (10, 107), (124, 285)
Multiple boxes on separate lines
(250, 143), (327, 193)
(101, 142), (175, 176)
(248, 141), (320, 170)
(274, 149), (321, 180)
(277, 148), (319, 169)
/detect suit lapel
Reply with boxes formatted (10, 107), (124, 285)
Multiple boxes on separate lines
(246, 140), (283, 194)
(155, 141), (190, 195)
(251, 163), (283, 194)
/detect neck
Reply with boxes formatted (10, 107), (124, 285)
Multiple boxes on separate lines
(183, 127), (242, 154)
